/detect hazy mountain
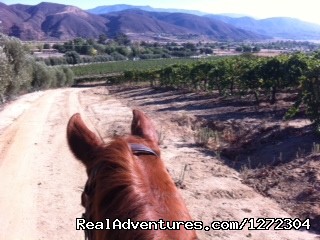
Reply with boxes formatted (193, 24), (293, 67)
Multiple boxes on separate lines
(217, 13), (250, 18)
(87, 4), (155, 15)
(103, 9), (265, 41)
(88, 4), (320, 40)
(206, 15), (320, 40)
(87, 4), (208, 16)
(2, 2), (319, 41)
(0, 2), (264, 41)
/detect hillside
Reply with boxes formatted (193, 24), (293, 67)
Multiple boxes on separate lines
(103, 10), (263, 41)
(88, 4), (320, 40)
(2, 2), (319, 41)
(0, 2), (108, 40)
(87, 4), (208, 16)
(206, 15), (320, 40)
(0, 2), (264, 41)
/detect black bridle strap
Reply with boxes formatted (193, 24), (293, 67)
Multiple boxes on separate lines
(129, 143), (158, 157)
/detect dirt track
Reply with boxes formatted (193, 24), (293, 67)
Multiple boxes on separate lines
(0, 87), (319, 240)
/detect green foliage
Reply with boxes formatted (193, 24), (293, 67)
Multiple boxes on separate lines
(31, 62), (74, 89)
(0, 34), (32, 99)
(285, 54), (308, 87)
(200, 47), (213, 54)
(111, 52), (127, 61)
(55, 67), (67, 87)
(62, 66), (75, 86)
(71, 58), (201, 77)
(258, 40), (319, 51)
(0, 48), (13, 102)
(235, 46), (243, 52)
(98, 34), (107, 44)
(45, 37), (214, 66)
(2, 36), (26, 75)
(114, 33), (131, 45)
(65, 51), (81, 65)
(0, 33), (75, 103)
(43, 43), (50, 49)
(31, 62), (54, 89)
(300, 61), (320, 126)
(260, 56), (286, 103)
(53, 43), (66, 53)
(68, 48), (320, 133)
(242, 45), (252, 52)
(252, 46), (261, 52)
(285, 105), (300, 120)
(208, 59), (230, 94)
(194, 127), (216, 146)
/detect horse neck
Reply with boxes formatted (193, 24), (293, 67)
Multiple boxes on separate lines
(135, 152), (194, 222)
(87, 137), (196, 239)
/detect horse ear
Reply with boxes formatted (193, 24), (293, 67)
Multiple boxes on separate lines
(67, 113), (102, 167)
(131, 109), (159, 144)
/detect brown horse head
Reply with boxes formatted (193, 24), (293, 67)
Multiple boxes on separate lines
(67, 109), (197, 240)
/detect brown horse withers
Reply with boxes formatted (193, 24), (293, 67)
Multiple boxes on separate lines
(67, 109), (198, 240)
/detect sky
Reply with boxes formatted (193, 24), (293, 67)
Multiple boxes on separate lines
(2, 0), (320, 25)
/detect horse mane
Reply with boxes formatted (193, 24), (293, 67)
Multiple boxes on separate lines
(67, 111), (197, 240)
(87, 137), (157, 239)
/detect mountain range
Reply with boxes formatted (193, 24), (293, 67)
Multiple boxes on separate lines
(0, 2), (108, 40)
(1, 2), (320, 41)
(205, 15), (320, 40)
(89, 5), (320, 40)
(87, 4), (209, 16)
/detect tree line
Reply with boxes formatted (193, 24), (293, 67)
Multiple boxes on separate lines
(38, 36), (269, 66)
(2, 33), (320, 131)
(0, 34), (74, 103)
(39, 36), (201, 65)
(115, 53), (320, 129)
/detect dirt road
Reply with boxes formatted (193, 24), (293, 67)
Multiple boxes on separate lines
(0, 87), (318, 240)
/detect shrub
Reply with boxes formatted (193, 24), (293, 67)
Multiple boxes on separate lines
(111, 52), (127, 61)
(139, 54), (162, 59)
(0, 48), (13, 102)
(49, 57), (67, 66)
(93, 54), (113, 62)
(0, 34), (29, 99)
(18, 55), (34, 92)
(31, 62), (53, 89)
(2, 35), (26, 75)
(61, 66), (75, 86)
(65, 51), (81, 65)
(43, 43), (50, 49)
(53, 43), (66, 53)
(194, 126), (216, 146)
(0, 33), (75, 102)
